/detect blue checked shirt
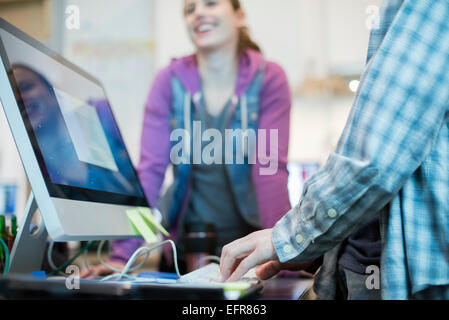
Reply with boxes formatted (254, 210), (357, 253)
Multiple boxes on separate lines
(272, 0), (449, 300)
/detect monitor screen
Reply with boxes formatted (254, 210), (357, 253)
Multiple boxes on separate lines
(0, 25), (148, 207)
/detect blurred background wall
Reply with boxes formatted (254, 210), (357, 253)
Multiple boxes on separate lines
(0, 0), (382, 217)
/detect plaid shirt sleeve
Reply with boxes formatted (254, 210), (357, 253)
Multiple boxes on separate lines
(273, 0), (449, 263)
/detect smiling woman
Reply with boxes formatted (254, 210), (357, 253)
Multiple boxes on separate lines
(85, 0), (292, 278)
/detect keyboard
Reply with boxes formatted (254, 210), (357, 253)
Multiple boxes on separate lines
(105, 263), (259, 292)
(100, 264), (225, 285)
(178, 263), (259, 284)
(179, 263), (224, 284)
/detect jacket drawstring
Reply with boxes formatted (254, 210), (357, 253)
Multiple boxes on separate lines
(184, 92), (191, 158)
(241, 95), (248, 156)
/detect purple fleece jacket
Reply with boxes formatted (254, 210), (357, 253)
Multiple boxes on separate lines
(110, 49), (292, 264)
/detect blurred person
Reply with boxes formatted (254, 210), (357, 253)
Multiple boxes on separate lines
(11, 64), (89, 187)
(220, 0), (449, 300)
(83, 0), (292, 277)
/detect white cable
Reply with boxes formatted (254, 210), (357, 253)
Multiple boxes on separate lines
(47, 241), (58, 271)
(97, 240), (150, 273)
(101, 273), (137, 282)
(48, 241), (95, 276)
(99, 246), (152, 282)
(100, 240), (181, 282)
(83, 247), (92, 274)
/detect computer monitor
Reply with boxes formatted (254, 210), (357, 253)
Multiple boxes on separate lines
(0, 17), (148, 258)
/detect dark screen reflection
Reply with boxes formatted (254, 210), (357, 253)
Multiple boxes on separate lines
(12, 64), (89, 186)
(11, 64), (144, 199)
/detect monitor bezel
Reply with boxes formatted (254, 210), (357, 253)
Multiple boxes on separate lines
(0, 18), (150, 208)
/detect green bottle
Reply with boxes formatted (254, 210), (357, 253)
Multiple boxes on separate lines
(11, 216), (17, 240)
(0, 216), (6, 241)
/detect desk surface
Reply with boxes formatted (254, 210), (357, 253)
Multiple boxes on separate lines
(261, 278), (313, 300)
(0, 275), (313, 300)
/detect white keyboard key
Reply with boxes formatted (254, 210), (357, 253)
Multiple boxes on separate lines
(179, 263), (223, 284)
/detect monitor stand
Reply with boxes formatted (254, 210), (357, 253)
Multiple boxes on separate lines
(8, 192), (49, 275)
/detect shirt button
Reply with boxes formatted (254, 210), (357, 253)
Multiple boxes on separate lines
(328, 209), (338, 218)
(295, 234), (304, 244)
(283, 245), (292, 254)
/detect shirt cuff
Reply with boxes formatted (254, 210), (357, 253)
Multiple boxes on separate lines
(273, 201), (332, 263)
(272, 206), (303, 262)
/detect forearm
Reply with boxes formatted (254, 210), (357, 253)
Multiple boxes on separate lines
(272, 155), (391, 263)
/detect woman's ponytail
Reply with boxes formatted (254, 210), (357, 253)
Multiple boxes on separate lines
(238, 26), (261, 54)
(230, 0), (262, 54)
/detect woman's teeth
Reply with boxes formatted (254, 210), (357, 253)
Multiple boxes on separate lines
(198, 24), (214, 33)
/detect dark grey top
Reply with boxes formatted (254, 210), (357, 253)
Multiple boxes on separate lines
(338, 215), (381, 274)
(183, 97), (254, 254)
